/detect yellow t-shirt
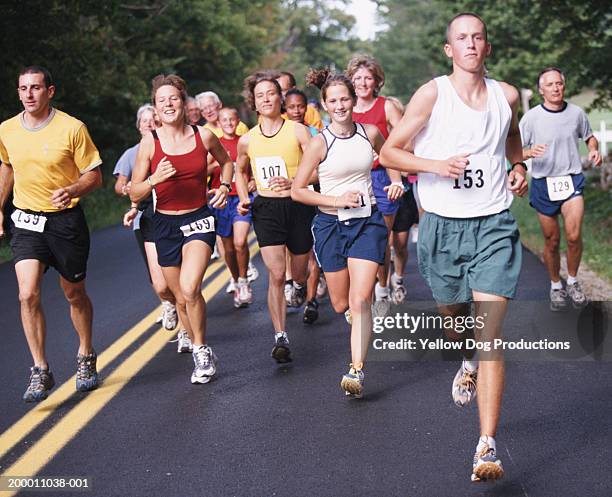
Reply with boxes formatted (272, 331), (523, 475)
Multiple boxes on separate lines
(204, 121), (249, 138)
(247, 119), (302, 192)
(0, 109), (102, 212)
(304, 104), (323, 130)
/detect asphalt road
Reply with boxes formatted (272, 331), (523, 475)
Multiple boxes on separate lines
(0, 223), (610, 497)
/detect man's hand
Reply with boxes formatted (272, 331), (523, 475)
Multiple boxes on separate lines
(528, 144), (547, 159)
(247, 178), (257, 193)
(437, 154), (469, 179)
(508, 168), (528, 197)
(123, 207), (138, 227)
(588, 148), (602, 167)
(384, 183), (404, 201)
(51, 187), (73, 209)
(209, 186), (229, 209)
(237, 198), (251, 216)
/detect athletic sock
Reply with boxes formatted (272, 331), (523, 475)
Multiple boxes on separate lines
(375, 282), (389, 300)
(463, 358), (478, 372)
(477, 435), (496, 453)
(551, 280), (563, 290)
(391, 273), (403, 286)
(566, 275), (578, 286)
(238, 277), (248, 285)
(275, 331), (288, 341)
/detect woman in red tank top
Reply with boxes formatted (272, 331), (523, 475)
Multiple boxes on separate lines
(131, 74), (234, 385)
(345, 55), (404, 316)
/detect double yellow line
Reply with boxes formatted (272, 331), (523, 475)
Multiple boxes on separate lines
(0, 234), (259, 496)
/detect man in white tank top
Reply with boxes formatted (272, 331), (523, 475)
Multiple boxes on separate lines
(380, 13), (528, 482)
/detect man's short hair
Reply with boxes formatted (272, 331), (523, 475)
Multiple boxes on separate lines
(18, 66), (53, 88)
(279, 71), (297, 88)
(186, 96), (197, 105)
(195, 91), (221, 108)
(537, 67), (566, 89)
(446, 13), (488, 43)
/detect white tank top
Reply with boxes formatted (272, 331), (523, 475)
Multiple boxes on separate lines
(414, 76), (513, 218)
(318, 123), (376, 215)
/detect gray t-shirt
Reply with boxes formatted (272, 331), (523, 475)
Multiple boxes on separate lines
(113, 144), (141, 230)
(519, 102), (593, 178)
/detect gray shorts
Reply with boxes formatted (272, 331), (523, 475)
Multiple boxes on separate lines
(417, 210), (522, 304)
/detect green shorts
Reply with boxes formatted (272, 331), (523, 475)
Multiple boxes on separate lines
(417, 210), (522, 304)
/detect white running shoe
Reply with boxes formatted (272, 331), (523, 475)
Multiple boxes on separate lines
(284, 280), (294, 306)
(191, 345), (218, 384)
(316, 275), (328, 300)
(238, 281), (253, 306)
(471, 439), (504, 481)
(344, 309), (352, 325)
(452, 360), (478, 407)
(372, 297), (391, 319)
(175, 330), (193, 354)
(226, 279), (236, 294)
(410, 225), (419, 244)
(247, 262), (259, 282)
(211, 244), (220, 261)
(161, 300), (177, 330)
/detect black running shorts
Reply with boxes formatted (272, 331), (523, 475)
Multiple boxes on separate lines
(10, 204), (90, 282)
(251, 195), (315, 255)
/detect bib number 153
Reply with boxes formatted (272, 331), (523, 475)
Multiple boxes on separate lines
(452, 169), (484, 189)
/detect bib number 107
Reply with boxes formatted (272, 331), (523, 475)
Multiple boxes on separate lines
(453, 169), (484, 189)
(259, 165), (282, 180)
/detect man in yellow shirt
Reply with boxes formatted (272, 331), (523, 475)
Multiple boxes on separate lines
(0, 66), (103, 402)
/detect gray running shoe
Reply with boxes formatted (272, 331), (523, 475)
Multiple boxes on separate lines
(284, 280), (293, 306)
(76, 351), (99, 392)
(566, 281), (588, 308)
(23, 366), (55, 402)
(271, 333), (292, 363)
(161, 300), (178, 330)
(341, 364), (364, 398)
(344, 309), (352, 325)
(174, 329), (193, 354)
(372, 297), (391, 319)
(391, 277), (407, 305)
(452, 361), (477, 407)
(550, 287), (569, 312)
(191, 345), (217, 384)
(289, 284), (306, 308)
(472, 443), (504, 482)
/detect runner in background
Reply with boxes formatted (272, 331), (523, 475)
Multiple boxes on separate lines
(207, 107), (256, 308)
(276, 71), (324, 130)
(346, 55), (404, 317)
(114, 104), (179, 331)
(519, 67), (601, 311)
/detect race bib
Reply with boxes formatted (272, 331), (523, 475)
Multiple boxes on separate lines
(546, 175), (574, 201)
(254, 156), (289, 190)
(11, 209), (47, 233)
(337, 181), (372, 221)
(448, 154), (493, 203)
(179, 216), (215, 237)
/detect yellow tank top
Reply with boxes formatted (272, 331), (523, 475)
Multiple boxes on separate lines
(247, 119), (302, 192)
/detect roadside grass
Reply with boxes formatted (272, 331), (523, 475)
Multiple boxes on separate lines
(512, 172), (612, 283)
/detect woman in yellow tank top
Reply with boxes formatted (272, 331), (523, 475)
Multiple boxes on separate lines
(235, 71), (313, 364)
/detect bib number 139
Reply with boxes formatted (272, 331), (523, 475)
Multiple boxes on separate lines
(453, 169), (484, 189)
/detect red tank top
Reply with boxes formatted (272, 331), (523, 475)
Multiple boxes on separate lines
(352, 96), (388, 169)
(210, 136), (252, 196)
(151, 125), (208, 210)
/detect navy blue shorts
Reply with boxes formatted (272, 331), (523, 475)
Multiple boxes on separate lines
(392, 187), (419, 232)
(213, 195), (253, 238)
(312, 207), (388, 273)
(371, 168), (400, 216)
(154, 206), (216, 267)
(530, 173), (585, 217)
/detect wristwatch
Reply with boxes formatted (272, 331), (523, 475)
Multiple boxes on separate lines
(220, 181), (232, 192)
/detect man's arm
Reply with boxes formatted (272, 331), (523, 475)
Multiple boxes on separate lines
(50, 166), (103, 209)
(380, 81), (469, 179)
(0, 163), (14, 238)
(500, 82), (528, 197)
(586, 135), (602, 167)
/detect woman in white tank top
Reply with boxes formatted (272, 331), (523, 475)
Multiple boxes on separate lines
(292, 69), (393, 398)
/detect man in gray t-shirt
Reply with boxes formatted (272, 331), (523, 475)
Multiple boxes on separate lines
(519, 67), (602, 311)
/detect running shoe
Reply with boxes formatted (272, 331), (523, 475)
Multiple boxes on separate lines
(175, 329), (193, 354)
(390, 276), (407, 305)
(247, 262), (259, 282)
(226, 279), (236, 294)
(191, 345), (218, 384)
(344, 309), (352, 325)
(550, 287), (569, 312)
(76, 351), (99, 392)
(233, 287), (243, 308)
(238, 281), (253, 306)
(316, 275), (328, 300)
(566, 281), (588, 308)
(471, 442), (504, 481)
(289, 284), (306, 308)
(161, 300), (178, 330)
(303, 299), (319, 324)
(271, 333), (292, 363)
(284, 280), (294, 306)
(452, 360), (478, 407)
(211, 243), (220, 260)
(340, 363), (364, 397)
(23, 366), (55, 402)
(372, 296), (391, 319)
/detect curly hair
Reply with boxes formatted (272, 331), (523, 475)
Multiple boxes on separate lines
(151, 74), (188, 105)
(345, 54), (385, 97)
(305, 68), (356, 103)
(242, 70), (283, 112)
